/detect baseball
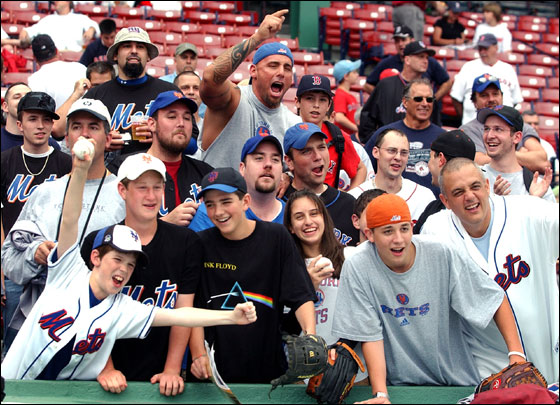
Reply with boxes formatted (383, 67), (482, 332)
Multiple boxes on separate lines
(316, 257), (333, 271)
(72, 138), (95, 160)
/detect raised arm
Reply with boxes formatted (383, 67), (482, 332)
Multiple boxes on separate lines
(200, 9), (288, 150)
(151, 302), (256, 328)
(57, 137), (95, 256)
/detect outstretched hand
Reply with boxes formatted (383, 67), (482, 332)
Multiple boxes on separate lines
(255, 9), (289, 42)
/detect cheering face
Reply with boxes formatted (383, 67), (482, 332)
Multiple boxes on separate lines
(483, 115), (521, 160)
(288, 196), (325, 249)
(285, 134), (330, 192)
(373, 131), (409, 180)
(250, 54), (293, 109)
(204, 190), (250, 239)
(403, 83), (434, 123)
(368, 222), (415, 273)
(90, 249), (137, 299)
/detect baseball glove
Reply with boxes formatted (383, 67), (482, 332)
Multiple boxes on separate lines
(475, 361), (547, 394)
(270, 334), (328, 392)
(306, 342), (365, 404)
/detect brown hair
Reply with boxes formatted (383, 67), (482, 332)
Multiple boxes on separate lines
(483, 2), (502, 22)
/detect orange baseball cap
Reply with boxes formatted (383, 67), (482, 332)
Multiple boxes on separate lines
(366, 194), (411, 229)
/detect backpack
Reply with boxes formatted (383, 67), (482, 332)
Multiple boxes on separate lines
(324, 121), (345, 189)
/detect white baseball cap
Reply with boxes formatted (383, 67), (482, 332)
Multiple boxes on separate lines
(117, 153), (166, 183)
(91, 224), (148, 268)
(68, 98), (112, 125)
(106, 26), (159, 61)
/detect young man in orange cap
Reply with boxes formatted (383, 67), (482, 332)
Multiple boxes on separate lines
(331, 193), (525, 402)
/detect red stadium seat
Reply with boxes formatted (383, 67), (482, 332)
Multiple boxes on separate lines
(351, 76), (367, 92)
(498, 52), (525, 65)
(74, 3), (109, 17)
(460, 12), (484, 22)
(518, 65), (553, 77)
(195, 57), (212, 71)
(538, 130), (558, 148)
(2, 24), (26, 37)
(201, 1), (235, 12)
(146, 9), (182, 22)
(432, 47), (456, 60)
(147, 56), (175, 70)
(182, 33), (222, 48)
(376, 21), (394, 33)
(515, 101), (533, 114)
(283, 87), (298, 102)
(2, 72), (31, 85)
(292, 51), (323, 67)
(542, 33), (559, 44)
(182, 1), (202, 10)
(223, 36), (245, 48)
(520, 88), (539, 102)
(307, 64), (335, 77)
(199, 23), (236, 37)
(510, 41), (533, 54)
(283, 99), (298, 115)
(527, 54), (559, 68)
(150, 31), (183, 46)
(457, 48), (480, 60)
(519, 16), (549, 25)
(511, 31), (541, 43)
(11, 11), (44, 26)
(501, 14), (518, 23)
(518, 21), (547, 33)
(548, 77), (559, 89)
(363, 3), (393, 15)
(352, 9), (386, 22)
(185, 10), (216, 24)
(260, 37), (299, 52)
(1, 11), (10, 23)
(539, 116), (559, 131)
(126, 19), (163, 31)
(331, 2), (361, 10)
(166, 22), (201, 34)
(111, 5), (146, 20)
(91, 16), (124, 29)
(59, 51), (82, 62)
(216, 13), (253, 26)
(204, 46), (226, 59)
(235, 26), (259, 37)
(517, 75), (546, 89)
(1, 2), (35, 12)
(445, 59), (466, 71)
(535, 43), (559, 56)
(145, 65), (166, 78)
(292, 64), (306, 83)
(534, 102), (559, 117)
(458, 17), (478, 29)
(542, 89), (560, 103)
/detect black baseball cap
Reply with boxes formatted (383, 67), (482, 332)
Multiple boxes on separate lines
(296, 74), (334, 98)
(393, 25), (414, 39)
(477, 105), (524, 132)
(17, 92), (60, 120)
(199, 167), (247, 198)
(403, 41), (435, 57)
(31, 34), (57, 63)
(431, 129), (476, 160)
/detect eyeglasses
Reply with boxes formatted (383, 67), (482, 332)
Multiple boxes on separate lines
(379, 147), (410, 157)
(483, 126), (512, 135)
(409, 96), (435, 103)
(476, 75), (498, 84)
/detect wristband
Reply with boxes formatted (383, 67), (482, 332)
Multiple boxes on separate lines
(374, 392), (389, 399)
(508, 351), (526, 360)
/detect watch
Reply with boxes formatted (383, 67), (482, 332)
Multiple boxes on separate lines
(374, 392), (389, 399)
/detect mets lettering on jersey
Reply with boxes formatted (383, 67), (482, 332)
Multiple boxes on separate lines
(6, 174), (57, 203)
(121, 280), (178, 309)
(381, 294), (430, 322)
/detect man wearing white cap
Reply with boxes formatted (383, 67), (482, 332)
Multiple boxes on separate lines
(84, 26), (180, 156)
(1, 98), (125, 346)
(81, 153), (204, 396)
(199, 9), (301, 169)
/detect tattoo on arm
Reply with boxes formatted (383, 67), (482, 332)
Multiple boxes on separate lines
(213, 37), (260, 84)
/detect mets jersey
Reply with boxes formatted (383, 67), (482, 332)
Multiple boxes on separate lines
(422, 194), (559, 383)
(2, 243), (156, 380)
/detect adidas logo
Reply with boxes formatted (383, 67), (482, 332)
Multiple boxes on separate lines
(400, 318), (410, 327)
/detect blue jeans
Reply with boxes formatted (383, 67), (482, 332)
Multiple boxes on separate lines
(2, 279), (23, 355)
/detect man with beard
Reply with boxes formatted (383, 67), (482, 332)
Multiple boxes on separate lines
(108, 91), (213, 228)
(364, 78), (445, 196)
(84, 27), (180, 156)
(199, 9), (301, 168)
(459, 74), (548, 173)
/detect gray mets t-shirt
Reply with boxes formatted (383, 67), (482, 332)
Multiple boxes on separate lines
(332, 236), (504, 386)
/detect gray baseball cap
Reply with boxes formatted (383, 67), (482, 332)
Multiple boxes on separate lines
(174, 42), (198, 56)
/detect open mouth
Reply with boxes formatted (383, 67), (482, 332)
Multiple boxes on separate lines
(271, 81), (284, 95)
(216, 216), (230, 224)
(112, 275), (124, 288)
(465, 202), (480, 212)
(303, 227), (317, 234)
(312, 165), (324, 175)
(390, 247), (404, 256)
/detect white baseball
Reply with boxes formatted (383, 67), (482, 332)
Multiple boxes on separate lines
(73, 139), (95, 160)
(316, 257), (333, 271)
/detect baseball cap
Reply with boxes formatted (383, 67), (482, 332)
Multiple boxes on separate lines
(199, 167), (247, 198)
(17, 92), (60, 120)
(379, 68), (400, 81)
(106, 26), (159, 61)
(477, 33), (498, 48)
(31, 34), (57, 63)
(91, 225), (148, 268)
(333, 59), (362, 83)
(147, 90), (198, 117)
(296, 74), (334, 98)
(253, 42), (294, 66)
(447, 1), (462, 13)
(117, 153), (166, 183)
(472, 73), (502, 94)
(393, 25), (414, 39)
(67, 98), (111, 124)
(431, 130), (476, 161)
(366, 193), (411, 229)
(477, 105), (524, 132)
(283, 122), (327, 153)
(175, 42), (198, 57)
(241, 135), (283, 162)
(403, 41), (435, 57)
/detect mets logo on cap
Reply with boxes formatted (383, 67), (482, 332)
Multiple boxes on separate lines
(396, 294), (409, 305)
(278, 48), (287, 54)
(298, 123), (309, 130)
(130, 230), (139, 242)
(173, 91), (183, 99)
(208, 171), (219, 183)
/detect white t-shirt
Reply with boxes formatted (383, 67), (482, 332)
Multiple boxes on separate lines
(450, 58), (523, 125)
(28, 61), (87, 109)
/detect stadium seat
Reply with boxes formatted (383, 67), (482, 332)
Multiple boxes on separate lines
(283, 99), (298, 115)
(432, 47), (456, 60)
(457, 48), (480, 60)
(548, 77), (559, 89)
(515, 101), (533, 113)
(235, 26), (259, 37)
(91, 16), (124, 29)
(461, 12), (484, 22)
(2, 72), (31, 85)
(146, 66), (165, 78)
(458, 17), (478, 29)
(510, 42), (533, 54)
(527, 54), (559, 67)
(74, 3), (109, 17)
(534, 102), (559, 117)
(501, 14), (518, 23)
(307, 64), (335, 77)
(150, 31), (183, 46)
(182, 1), (202, 10)
(216, 13), (253, 26)
(442, 94), (458, 117)
(517, 75), (546, 89)
(11, 11), (44, 26)
(292, 51), (323, 67)
(376, 21), (394, 33)
(512, 31), (541, 43)
(146, 9), (182, 22)
(445, 59), (466, 72)
(204, 46), (226, 59)
(260, 37), (299, 51)
(535, 43), (559, 56)
(542, 33), (559, 44)
(196, 58), (212, 71)
(2, 23), (26, 37)
(111, 5), (146, 20)
(127, 19), (163, 31)
(1, 2), (35, 12)
(291, 64), (306, 83)
(223, 36), (246, 48)
(201, 1), (236, 12)
(498, 52), (525, 65)
(199, 23), (236, 37)
(520, 88), (539, 102)
(59, 51), (82, 62)
(284, 87), (298, 103)
(538, 130), (558, 148)
(1, 11), (10, 23)
(363, 3), (393, 16)
(518, 21), (547, 33)
(352, 9), (386, 22)
(518, 65), (553, 77)
(539, 116), (559, 131)
(183, 33), (222, 48)
(185, 11), (217, 24)
(166, 22), (201, 34)
(331, 2), (361, 10)
(542, 88), (560, 103)
(518, 16), (549, 25)
(351, 76), (367, 92)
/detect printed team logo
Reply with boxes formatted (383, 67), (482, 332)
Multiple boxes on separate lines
(492, 379), (502, 389)
(103, 234), (112, 243)
(142, 154), (152, 163)
(414, 161), (429, 176)
(129, 230), (139, 242)
(207, 171), (219, 183)
(396, 294), (409, 305)
(278, 48), (287, 54)
(312, 75), (322, 85)
(39, 310), (75, 342)
(395, 103), (406, 114)
(82, 100), (92, 106)
(298, 123), (309, 130)
(315, 289), (325, 308)
(128, 27), (141, 33)
(390, 215), (402, 222)
(495, 254), (530, 291)
(256, 125), (271, 137)
(173, 91), (184, 99)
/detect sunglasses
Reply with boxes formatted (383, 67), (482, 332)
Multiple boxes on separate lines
(410, 96), (435, 103)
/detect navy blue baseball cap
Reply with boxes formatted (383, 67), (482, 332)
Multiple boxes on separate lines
(477, 105), (524, 132)
(253, 42), (294, 65)
(472, 73), (501, 94)
(199, 167), (247, 198)
(477, 33), (498, 48)
(283, 122), (327, 153)
(147, 90), (198, 117)
(92, 224), (149, 268)
(296, 74), (334, 98)
(241, 135), (283, 162)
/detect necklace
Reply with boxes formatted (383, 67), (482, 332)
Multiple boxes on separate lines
(21, 147), (50, 176)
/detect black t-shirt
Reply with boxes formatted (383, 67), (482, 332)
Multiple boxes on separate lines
(413, 199), (446, 234)
(196, 221), (316, 383)
(81, 219), (202, 380)
(434, 18), (465, 40)
(1, 147), (72, 234)
(84, 76), (180, 155)
(283, 185), (359, 247)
